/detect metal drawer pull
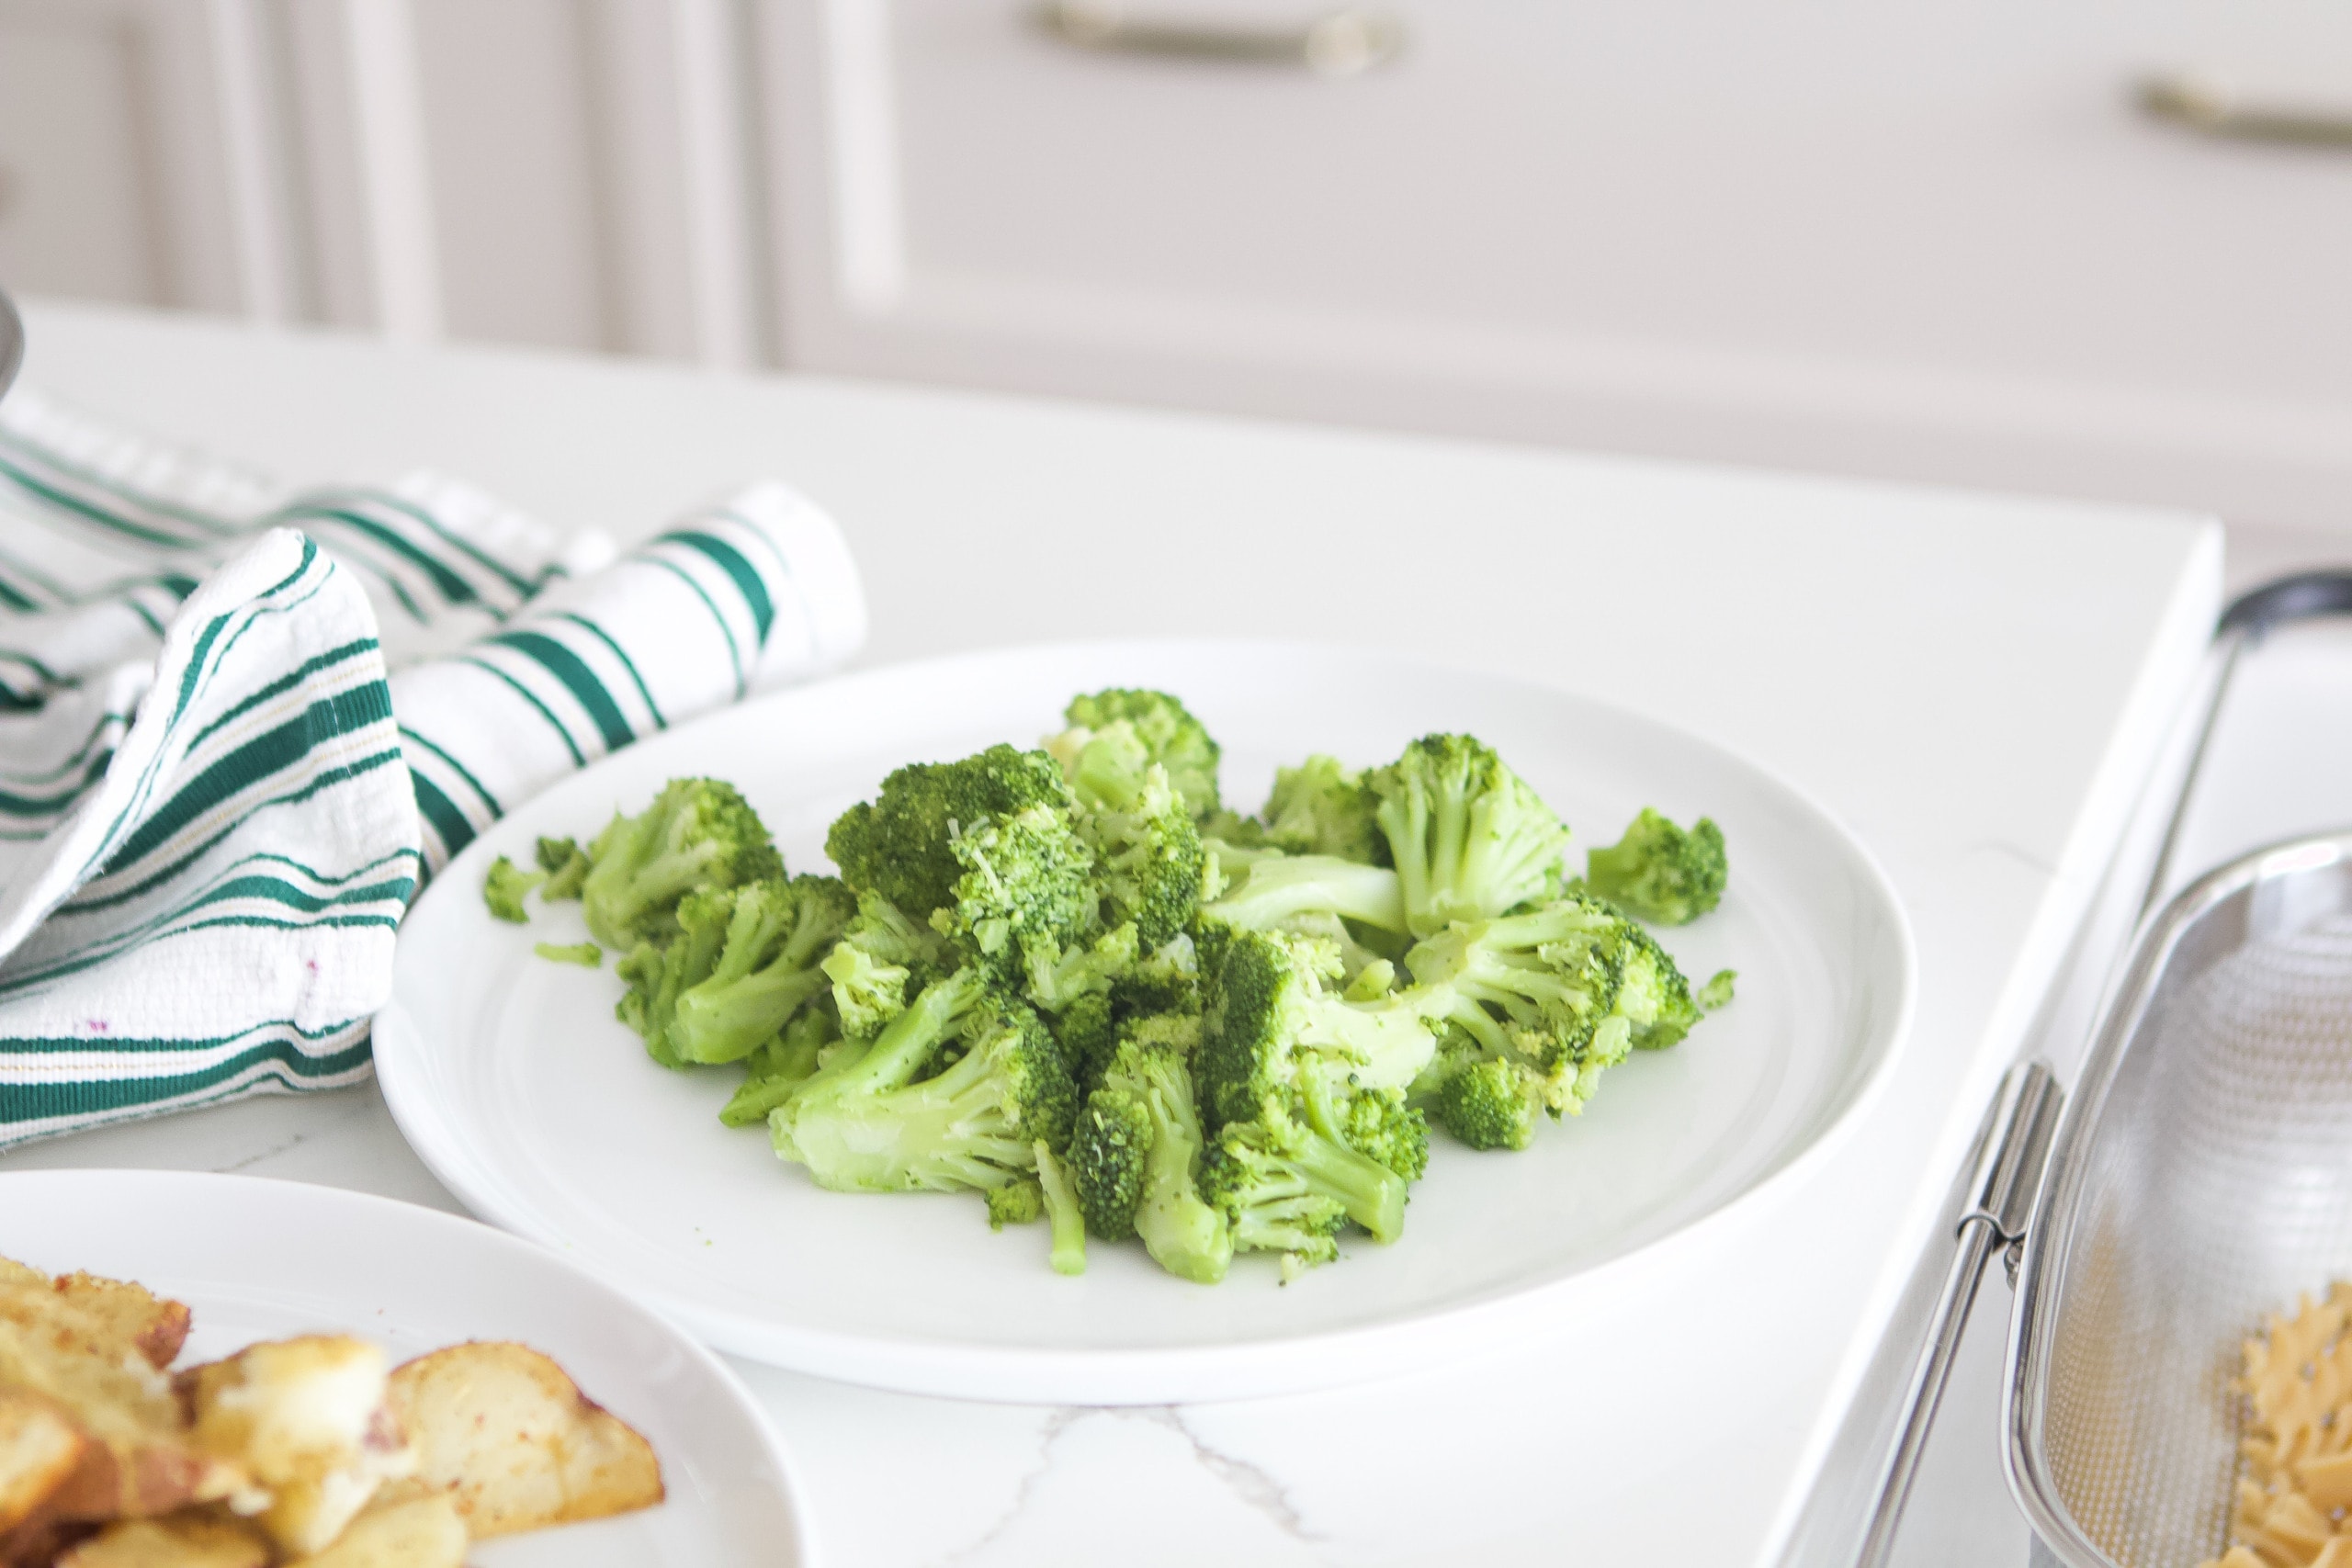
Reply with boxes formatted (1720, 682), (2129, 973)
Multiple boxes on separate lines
(1035, 3), (1403, 76)
(2138, 73), (2352, 148)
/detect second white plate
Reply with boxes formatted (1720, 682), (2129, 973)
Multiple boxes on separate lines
(377, 641), (1913, 1404)
(0, 1169), (807, 1566)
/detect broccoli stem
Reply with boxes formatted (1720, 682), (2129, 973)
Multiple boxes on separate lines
(1300, 1076), (1409, 1245)
(1205, 856), (1408, 934)
(533, 941), (600, 967)
(1135, 1059), (1231, 1284)
(1035, 1141), (1088, 1276)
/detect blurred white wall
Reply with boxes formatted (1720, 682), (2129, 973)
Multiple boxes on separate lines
(2, 0), (2350, 537)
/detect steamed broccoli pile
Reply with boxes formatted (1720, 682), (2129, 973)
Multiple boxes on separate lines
(487, 688), (1738, 1284)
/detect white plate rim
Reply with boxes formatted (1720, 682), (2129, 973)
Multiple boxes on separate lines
(0, 1167), (814, 1564)
(377, 636), (1917, 1403)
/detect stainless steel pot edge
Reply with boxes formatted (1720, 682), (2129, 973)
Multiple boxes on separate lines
(2002, 829), (2352, 1568)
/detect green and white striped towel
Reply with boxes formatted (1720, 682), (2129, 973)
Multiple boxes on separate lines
(0, 390), (865, 1149)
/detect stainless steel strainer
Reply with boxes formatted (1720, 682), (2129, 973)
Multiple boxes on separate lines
(1825, 570), (2352, 1568)
(2009, 830), (2352, 1567)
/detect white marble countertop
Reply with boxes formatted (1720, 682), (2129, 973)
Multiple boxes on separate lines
(0, 300), (2224, 1566)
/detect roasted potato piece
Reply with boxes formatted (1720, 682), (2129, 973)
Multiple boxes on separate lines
(0, 1309), (241, 1522)
(53, 1511), (269, 1568)
(385, 1343), (662, 1538)
(178, 1338), (413, 1557)
(286, 1495), (463, 1568)
(0, 1259), (189, 1371)
(0, 1390), (85, 1532)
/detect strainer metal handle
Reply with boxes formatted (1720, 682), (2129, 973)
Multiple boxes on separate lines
(1853, 569), (2352, 1567)
(1855, 1060), (2064, 1568)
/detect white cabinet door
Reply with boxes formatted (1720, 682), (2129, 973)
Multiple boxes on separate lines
(0, 0), (253, 313)
(756, 0), (2352, 530)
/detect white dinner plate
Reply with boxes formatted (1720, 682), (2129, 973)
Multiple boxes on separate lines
(377, 640), (1913, 1404)
(0, 1169), (808, 1566)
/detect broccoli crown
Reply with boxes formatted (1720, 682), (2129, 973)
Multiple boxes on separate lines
(1197, 1102), (1408, 1259)
(1433, 1053), (1544, 1152)
(1023, 920), (1138, 1016)
(772, 970), (1077, 1194)
(1697, 968), (1737, 1012)
(1405, 897), (1627, 1080)
(719, 1005), (839, 1128)
(1200, 852), (1408, 937)
(825, 744), (1074, 918)
(1613, 920), (1704, 1051)
(1062, 688), (1223, 818)
(1072, 747), (1209, 951)
(537, 835), (590, 900)
(1198, 930), (1442, 1131)
(581, 778), (782, 949)
(483, 855), (545, 923)
(1367, 735), (1570, 938)
(1115, 934), (1201, 1019)
(940, 802), (1098, 979)
(1584, 807), (1727, 926)
(1263, 755), (1389, 866)
(986, 1178), (1046, 1229)
(614, 886), (736, 1067)
(1331, 1085), (1430, 1181)
(668, 874), (856, 1066)
(1066, 1077), (1150, 1242)
(821, 891), (954, 1037)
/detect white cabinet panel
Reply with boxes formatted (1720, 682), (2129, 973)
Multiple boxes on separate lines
(0, 0), (250, 313)
(758, 0), (2352, 531)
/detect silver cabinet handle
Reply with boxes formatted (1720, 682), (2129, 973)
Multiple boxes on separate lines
(2138, 73), (2352, 148)
(1035, 3), (1403, 76)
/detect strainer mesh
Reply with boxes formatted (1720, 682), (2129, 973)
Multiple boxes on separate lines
(2043, 904), (2352, 1567)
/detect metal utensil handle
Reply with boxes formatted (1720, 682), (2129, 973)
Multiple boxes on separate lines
(2138, 73), (2352, 149)
(1035, 3), (1403, 76)
(0, 289), (21, 410)
(2141, 570), (2352, 925)
(1856, 1061), (2063, 1568)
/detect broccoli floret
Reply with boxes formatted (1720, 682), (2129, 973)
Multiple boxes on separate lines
(825, 744), (1073, 919)
(1059, 688), (1223, 818)
(1035, 1141), (1088, 1275)
(1367, 735), (1570, 938)
(719, 1006), (839, 1127)
(537, 835), (590, 900)
(938, 802), (1099, 982)
(1584, 807), (1727, 926)
(534, 941), (600, 967)
(1613, 921), (1704, 1051)
(1199, 852), (1408, 937)
(771, 969), (1078, 1194)
(1125, 1043), (1232, 1284)
(1067, 1081), (1148, 1243)
(580, 778), (782, 949)
(1115, 934), (1201, 1018)
(1199, 1104), (1404, 1260)
(614, 886), (737, 1068)
(1057, 725), (1209, 949)
(821, 891), (954, 1037)
(1262, 755), (1388, 865)
(1198, 929), (1442, 1130)
(1329, 1083), (1429, 1181)
(1698, 968), (1736, 1011)
(986, 1178), (1045, 1229)
(667, 875), (856, 1066)
(483, 855), (545, 922)
(1432, 1050), (1545, 1152)
(1406, 898), (1623, 1077)
(1023, 920), (1138, 1016)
